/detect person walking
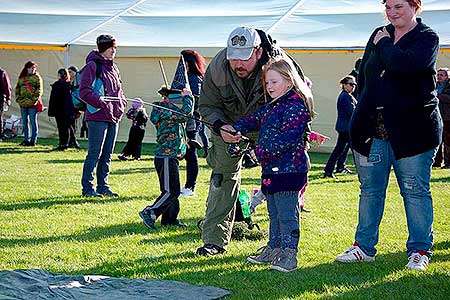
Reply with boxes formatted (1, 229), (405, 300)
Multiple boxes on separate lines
(323, 75), (357, 178)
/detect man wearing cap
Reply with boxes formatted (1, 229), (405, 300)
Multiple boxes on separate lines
(196, 26), (268, 256)
(80, 34), (127, 198)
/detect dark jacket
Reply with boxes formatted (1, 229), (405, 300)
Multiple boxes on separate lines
(350, 18), (442, 159)
(336, 90), (357, 132)
(438, 80), (450, 121)
(233, 89), (310, 174)
(48, 79), (76, 119)
(79, 50), (126, 123)
(0, 68), (12, 104)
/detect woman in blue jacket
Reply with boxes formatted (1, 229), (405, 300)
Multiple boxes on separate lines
(323, 75), (357, 177)
(335, 0), (442, 272)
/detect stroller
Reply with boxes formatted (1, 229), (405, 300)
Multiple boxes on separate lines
(3, 114), (21, 139)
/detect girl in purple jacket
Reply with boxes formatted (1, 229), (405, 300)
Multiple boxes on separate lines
(231, 57), (314, 272)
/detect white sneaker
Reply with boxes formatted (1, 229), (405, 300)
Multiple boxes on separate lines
(180, 187), (194, 197)
(336, 243), (375, 263)
(405, 252), (429, 271)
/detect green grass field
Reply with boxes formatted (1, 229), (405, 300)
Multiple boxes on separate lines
(0, 138), (449, 300)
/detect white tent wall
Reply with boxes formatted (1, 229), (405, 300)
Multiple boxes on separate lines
(1, 0), (449, 151)
(289, 50), (450, 152)
(2, 47), (450, 152)
(0, 48), (66, 139)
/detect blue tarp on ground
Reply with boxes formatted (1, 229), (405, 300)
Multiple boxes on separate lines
(0, 269), (230, 300)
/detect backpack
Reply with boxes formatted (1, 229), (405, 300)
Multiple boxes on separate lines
(255, 29), (306, 81)
(72, 60), (103, 111)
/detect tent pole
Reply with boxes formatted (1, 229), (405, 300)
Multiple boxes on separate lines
(65, 45), (70, 67)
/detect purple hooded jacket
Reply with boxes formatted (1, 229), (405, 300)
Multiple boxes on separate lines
(80, 50), (126, 123)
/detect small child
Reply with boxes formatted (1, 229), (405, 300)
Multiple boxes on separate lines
(231, 57), (314, 272)
(118, 98), (148, 161)
(138, 87), (193, 229)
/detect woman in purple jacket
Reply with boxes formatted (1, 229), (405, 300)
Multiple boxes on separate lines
(80, 34), (127, 198)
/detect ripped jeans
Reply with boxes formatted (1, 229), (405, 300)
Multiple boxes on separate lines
(354, 139), (436, 257)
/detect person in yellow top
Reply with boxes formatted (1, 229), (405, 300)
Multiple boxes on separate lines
(15, 61), (43, 146)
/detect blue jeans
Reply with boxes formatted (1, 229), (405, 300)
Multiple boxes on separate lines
(81, 121), (118, 194)
(354, 139), (436, 257)
(266, 191), (300, 250)
(20, 107), (38, 143)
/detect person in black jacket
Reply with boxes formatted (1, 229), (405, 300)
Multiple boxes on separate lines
(48, 68), (77, 150)
(323, 75), (357, 178)
(335, 0), (442, 272)
(118, 98), (148, 161)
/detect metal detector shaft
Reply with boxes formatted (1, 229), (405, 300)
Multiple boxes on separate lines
(102, 96), (251, 142)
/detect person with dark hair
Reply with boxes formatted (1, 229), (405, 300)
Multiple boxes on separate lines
(0, 67), (12, 142)
(323, 75), (357, 178)
(48, 68), (77, 150)
(172, 49), (207, 197)
(336, 0), (442, 271)
(15, 61), (43, 146)
(67, 65), (82, 148)
(80, 34), (126, 198)
(433, 67), (450, 168)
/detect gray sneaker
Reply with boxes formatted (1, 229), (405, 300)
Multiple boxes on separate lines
(247, 245), (281, 265)
(271, 248), (298, 272)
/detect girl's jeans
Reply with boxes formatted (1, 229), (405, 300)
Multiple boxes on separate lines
(266, 190), (300, 250)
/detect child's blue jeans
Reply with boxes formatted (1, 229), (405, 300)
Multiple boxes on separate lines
(266, 190), (300, 250)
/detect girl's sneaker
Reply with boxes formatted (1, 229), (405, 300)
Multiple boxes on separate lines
(247, 245), (281, 265)
(118, 154), (128, 161)
(335, 243), (375, 263)
(271, 248), (298, 272)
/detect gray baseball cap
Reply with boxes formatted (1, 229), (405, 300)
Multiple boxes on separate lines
(226, 26), (261, 60)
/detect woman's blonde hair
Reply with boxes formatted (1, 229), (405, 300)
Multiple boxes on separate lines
(262, 56), (316, 118)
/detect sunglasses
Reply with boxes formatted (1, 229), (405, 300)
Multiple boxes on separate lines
(347, 82), (356, 86)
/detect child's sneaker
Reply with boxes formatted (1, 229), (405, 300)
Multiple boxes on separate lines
(271, 248), (298, 272)
(405, 251), (429, 271)
(118, 154), (128, 161)
(335, 242), (375, 263)
(247, 245), (281, 265)
(180, 187), (194, 197)
(139, 208), (156, 229)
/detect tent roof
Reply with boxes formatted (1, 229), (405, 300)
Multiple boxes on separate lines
(0, 0), (449, 49)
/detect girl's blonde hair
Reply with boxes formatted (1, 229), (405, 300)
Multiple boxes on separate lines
(262, 56), (316, 118)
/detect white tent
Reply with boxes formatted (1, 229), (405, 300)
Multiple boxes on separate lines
(1, 0), (449, 150)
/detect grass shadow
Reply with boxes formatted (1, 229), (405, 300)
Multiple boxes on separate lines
(0, 195), (142, 211)
(0, 221), (148, 248)
(433, 240), (450, 250)
(71, 250), (426, 300)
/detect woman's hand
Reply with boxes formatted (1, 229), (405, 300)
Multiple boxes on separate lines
(373, 27), (390, 45)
